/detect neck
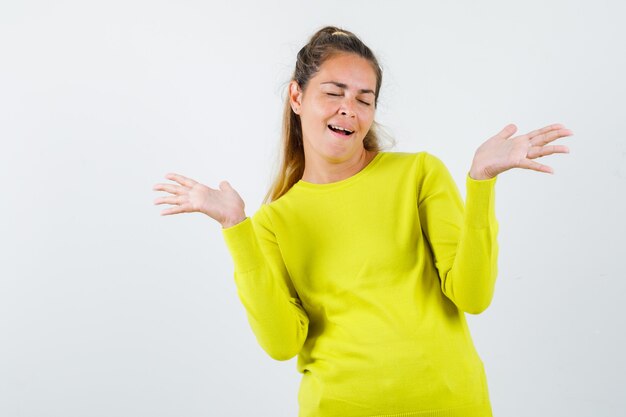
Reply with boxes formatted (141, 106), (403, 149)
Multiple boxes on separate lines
(301, 149), (378, 184)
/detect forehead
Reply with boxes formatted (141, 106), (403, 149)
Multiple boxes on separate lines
(311, 53), (377, 91)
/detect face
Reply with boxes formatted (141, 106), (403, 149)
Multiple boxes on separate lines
(289, 53), (377, 164)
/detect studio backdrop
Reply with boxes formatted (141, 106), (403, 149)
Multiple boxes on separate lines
(1, 1), (624, 416)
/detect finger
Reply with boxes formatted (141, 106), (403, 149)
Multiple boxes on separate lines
(219, 180), (233, 192)
(529, 128), (574, 147)
(160, 205), (188, 216)
(525, 123), (564, 138)
(165, 173), (197, 188)
(154, 195), (183, 206)
(528, 144), (570, 159)
(152, 183), (185, 195)
(525, 123), (570, 139)
(493, 123), (518, 140)
(518, 158), (554, 174)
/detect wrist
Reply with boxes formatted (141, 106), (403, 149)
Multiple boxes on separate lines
(469, 158), (496, 181)
(469, 167), (494, 181)
(221, 214), (247, 229)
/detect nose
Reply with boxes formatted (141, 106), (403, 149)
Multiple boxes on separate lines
(339, 98), (356, 118)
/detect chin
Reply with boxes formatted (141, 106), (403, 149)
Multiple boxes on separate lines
(323, 143), (363, 162)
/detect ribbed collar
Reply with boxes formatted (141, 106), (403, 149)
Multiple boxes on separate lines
(293, 152), (386, 192)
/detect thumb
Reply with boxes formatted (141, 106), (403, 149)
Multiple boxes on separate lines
(495, 123), (518, 140)
(219, 180), (233, 192)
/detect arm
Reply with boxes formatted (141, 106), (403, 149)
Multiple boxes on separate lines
(222, 208), (309, 360)
(153, 174), (308, 360)
(418, 122), (573, 313)
(417, 153), (498, 314)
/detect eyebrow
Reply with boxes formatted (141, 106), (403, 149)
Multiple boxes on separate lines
(321, 81), (376, 95)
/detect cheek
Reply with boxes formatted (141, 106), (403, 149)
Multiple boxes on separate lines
(359, 110), (375, 128)
(300, 109), (329, 135)
(309, 103), (335, 127)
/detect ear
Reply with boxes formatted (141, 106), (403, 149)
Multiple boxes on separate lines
(288, 80), (303, 114)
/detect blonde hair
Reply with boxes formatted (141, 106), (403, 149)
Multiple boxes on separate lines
(263, 26), (390, 203)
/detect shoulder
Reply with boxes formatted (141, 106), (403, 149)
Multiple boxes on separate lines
(378, 151), (448, 175)
(250, 193), (293, 232)
(378, 150), (441, 162)
(381, 152), (455, 198)
(375, 150), (422, 168)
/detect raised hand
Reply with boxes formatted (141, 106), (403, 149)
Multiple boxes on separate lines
(469, 123), (573, 180)
(153, 173), (247, 228)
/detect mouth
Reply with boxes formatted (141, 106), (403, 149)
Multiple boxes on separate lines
(328, 124), (355, 137)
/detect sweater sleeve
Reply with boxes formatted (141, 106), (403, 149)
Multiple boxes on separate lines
(417, 153), (499, 314)
(221, 207), (309, 360)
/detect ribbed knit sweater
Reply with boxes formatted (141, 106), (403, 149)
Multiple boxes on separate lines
(222, 151), (498, 417)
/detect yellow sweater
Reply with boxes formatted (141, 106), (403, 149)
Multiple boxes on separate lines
(222, 151), (498, 417)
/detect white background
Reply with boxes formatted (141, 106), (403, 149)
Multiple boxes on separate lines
(1, 1), (625, 416)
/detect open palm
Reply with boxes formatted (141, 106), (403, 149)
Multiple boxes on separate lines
(470, 123), (573, 180)
(153, 173), (246, 228)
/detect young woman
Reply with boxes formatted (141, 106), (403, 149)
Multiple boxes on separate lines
(153, 26), (572, 417)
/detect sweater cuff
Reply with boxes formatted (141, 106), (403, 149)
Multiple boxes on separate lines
(221, 217), (263, 273)
(465, 173), (497, 228)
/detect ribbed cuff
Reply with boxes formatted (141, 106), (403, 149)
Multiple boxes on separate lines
(221, 217), (262, 273)
(465, 173), (497, 229)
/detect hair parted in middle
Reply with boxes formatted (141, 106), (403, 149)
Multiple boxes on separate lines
(264, 26), (392, 203)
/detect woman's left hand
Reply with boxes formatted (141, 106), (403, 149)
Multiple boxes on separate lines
(469, 123), (573, 180)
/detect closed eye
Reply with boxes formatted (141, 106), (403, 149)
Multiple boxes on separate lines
(326, 93), (372, 106)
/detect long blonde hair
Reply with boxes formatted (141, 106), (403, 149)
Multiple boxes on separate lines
(264, 26), (388, 203)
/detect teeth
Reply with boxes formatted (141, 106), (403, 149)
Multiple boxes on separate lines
(330, 125), (354, 133)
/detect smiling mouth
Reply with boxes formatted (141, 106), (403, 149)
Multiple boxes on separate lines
(328, 124), (355, 136)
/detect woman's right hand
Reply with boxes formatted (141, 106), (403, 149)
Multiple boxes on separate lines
(153, 173), (247, 228)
